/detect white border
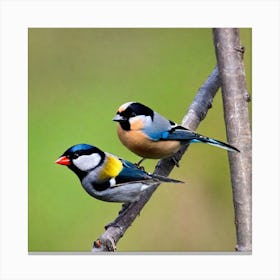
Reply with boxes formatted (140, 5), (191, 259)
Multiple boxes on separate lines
(1, 1), (279, 280)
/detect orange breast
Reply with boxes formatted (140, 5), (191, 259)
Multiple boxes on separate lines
(117, 124), (180, 159)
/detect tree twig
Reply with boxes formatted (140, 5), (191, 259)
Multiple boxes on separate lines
(213, 28), (252, 252)
(92, 66), (221, 252)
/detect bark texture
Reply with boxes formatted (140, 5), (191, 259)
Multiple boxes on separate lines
(213, 28), (252, 252)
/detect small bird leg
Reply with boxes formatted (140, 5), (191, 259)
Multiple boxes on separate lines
(171, 156), (180, 167)
(134, 158), (146, 171)
(135, 158), (145, 166)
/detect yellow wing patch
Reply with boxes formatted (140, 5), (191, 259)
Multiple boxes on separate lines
(98, 155), (123, 181)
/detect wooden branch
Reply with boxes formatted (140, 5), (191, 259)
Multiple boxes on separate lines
(92, 66), (221, 252)
(213, 28), (252, 252)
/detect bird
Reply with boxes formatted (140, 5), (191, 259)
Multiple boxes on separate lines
(55, 144), (183, 204)
(113, 101), (240, 164)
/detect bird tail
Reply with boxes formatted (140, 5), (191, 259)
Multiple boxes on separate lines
(162, 126), (239, 152)
(149, 173), (184, 184)
(192, 136), (240, 153)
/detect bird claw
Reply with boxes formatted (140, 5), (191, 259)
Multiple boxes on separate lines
(135, 165), (146, 171)
(134, 158), (146, 171)
(172, 157), (180, 167)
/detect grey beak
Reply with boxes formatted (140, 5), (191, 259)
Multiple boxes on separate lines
(113, 114), (125, 122)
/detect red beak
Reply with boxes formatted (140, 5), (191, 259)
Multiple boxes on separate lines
(55, 156), (71, 166)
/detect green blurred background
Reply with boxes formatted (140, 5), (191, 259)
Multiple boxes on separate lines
(28, 28), (251, 252)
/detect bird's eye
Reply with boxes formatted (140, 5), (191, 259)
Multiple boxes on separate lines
(131, 112), (136, 117)
(73, 153), (79, 159)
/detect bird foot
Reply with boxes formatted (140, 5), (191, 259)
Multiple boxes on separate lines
(135, 165), (146, 171)
(172, 157), (180, 167)
(134, 158), (146, 171)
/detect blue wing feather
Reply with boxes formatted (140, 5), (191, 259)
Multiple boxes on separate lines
(116, 159), (184, 184)
(160, 126), (239, 152)
(115, 159), (151, 184)
(160, 126), (199, 141)
(142, 112), (174, 141)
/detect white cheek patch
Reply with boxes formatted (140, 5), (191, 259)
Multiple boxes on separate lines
(73, 153), (101, 171)
(130, 115), (152, 129)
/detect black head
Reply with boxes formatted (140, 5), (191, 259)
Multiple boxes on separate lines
(113, 102), (154, 130)
(56, 144), (105, 179)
